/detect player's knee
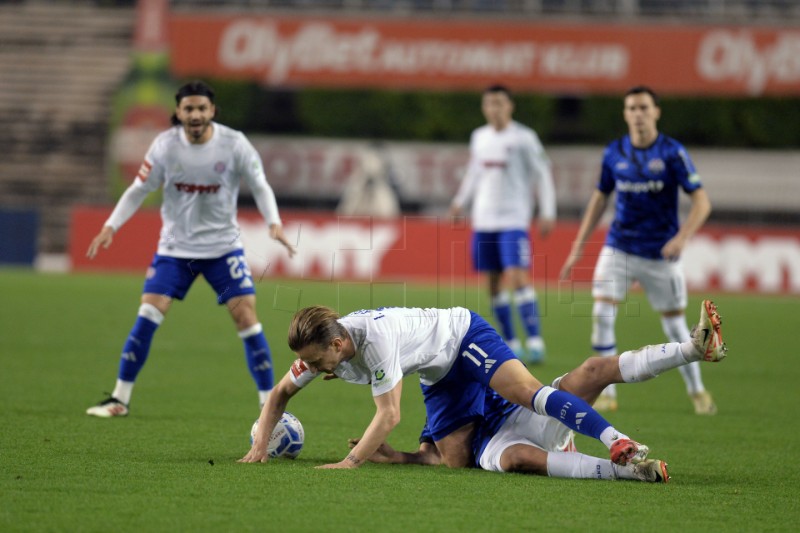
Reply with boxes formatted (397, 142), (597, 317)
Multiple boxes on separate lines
(439, 448), (472, 469)
(500, 445), (548, 475)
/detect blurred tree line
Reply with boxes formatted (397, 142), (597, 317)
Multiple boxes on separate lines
(210, 80), (800, 148)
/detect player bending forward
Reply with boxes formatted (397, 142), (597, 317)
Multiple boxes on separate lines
(351, 300), (726, 483)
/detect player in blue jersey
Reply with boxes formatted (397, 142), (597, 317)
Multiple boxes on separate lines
(449, 84), (556, 364)
(560, 86), (716, 415)
(351, 300), (726, 482)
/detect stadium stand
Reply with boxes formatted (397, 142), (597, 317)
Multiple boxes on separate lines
(0, 1), (134, 254)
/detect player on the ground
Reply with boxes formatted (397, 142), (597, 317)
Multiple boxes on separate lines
(449, 84), (556, 364)
(352, 300), (726, 483)
(560, 85), (716, 414)
(85, 80), (295, 417)
(240, 305), (652, 469)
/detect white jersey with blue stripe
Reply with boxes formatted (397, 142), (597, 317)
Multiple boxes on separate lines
(599, 133), (703, 259)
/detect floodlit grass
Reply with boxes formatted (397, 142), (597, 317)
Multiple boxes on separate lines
(1, 269), (798, 532)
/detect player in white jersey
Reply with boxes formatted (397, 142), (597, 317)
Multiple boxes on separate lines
(85, 81), (295, 417)
(240, 306), (654, 470)
(560, 86), (716, 415)
(350, 300), (726, 483)
(449, 85), (556, 364)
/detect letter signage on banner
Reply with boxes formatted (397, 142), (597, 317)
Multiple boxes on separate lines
(70, 207), (800, 295)
(168, 14), (800, 96)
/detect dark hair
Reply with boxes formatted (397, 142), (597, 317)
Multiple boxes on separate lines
(288, 306), (347, 351)
(170, 80), (218, 126)
(625, 85), (660, 106)
(483, 83), (512, 99)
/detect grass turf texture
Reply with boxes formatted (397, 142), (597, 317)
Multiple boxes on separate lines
(1, 269), (798, 532)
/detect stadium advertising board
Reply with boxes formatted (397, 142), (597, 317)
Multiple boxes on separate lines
(169, 14), (800, 96)
(70, 207), (800, 295)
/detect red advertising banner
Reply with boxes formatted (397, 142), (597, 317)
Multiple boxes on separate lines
(70, 207), (800, 295)
(169, 14), (800, 96)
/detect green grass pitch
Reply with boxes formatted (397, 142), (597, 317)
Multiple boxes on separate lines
(1, 269), (798, 531)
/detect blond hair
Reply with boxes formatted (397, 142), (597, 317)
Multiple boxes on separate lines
(288, 306), (347, 351)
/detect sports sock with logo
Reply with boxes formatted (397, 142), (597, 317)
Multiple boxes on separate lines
(240, 323), (274, 393)
(532, 386), (622, 446)
(492, 292), (516, 341)
(117, 303), (163, 386)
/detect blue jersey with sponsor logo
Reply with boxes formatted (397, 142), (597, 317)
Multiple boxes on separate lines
(598, 134), (703, 259)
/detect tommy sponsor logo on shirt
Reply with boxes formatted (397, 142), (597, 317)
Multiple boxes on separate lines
(174, 182), (222, 194)
(483, 160), (507, 169)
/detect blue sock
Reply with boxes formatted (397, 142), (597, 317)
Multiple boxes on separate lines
(515, 286), (541, 337)
(118, 313), (160, 382)
(240, 324), (274, 391)
(492, 292), (515, 341)
(532, 386), (612, 441)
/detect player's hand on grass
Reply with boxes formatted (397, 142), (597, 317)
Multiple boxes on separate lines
(270, 224), (296, 259)
(86, 226), (115, 259)
(348, 438), (398, 463)
(238, 445), (270, 464)
(316, 455), (362, 469)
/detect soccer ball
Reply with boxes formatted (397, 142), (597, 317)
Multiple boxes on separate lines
(250, 412), (304, 459)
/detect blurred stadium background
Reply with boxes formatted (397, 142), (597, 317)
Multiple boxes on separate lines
(1, 0), (798, 301)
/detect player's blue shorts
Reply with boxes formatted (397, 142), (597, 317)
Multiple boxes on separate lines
(142, 249), (256, 304)
(420, 312), (519, 441)
(472, 230), (531, 272)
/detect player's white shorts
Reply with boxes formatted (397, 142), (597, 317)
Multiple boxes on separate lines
(478, 408), (573, 472)
(592, 245), (687, 312)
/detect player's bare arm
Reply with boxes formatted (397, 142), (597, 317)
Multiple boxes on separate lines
(317, 380), (403, 469)
(86, 226), (116, 259)
(661, 188), (712, 260)
(560, 191), (609, 280)
(239, 372), (300, 463)
(269, 223), (296, 259)
(348, 438), (442, 466)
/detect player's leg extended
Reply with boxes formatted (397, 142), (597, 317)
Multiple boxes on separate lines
(486, 353), (644, 465)
(559, 300), (727, 404)
(484, 409), (667, 482)
(87, 254), (196, 417)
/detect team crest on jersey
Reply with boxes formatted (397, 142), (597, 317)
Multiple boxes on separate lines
(647, 158), (665, 174)
(137, 161), (152, 182)
(615, 161), (629, 171)
(214, 161), (226, 174)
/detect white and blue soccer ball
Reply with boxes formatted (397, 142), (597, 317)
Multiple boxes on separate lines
(250, 412), (304, 459)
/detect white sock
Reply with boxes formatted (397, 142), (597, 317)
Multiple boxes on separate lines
(661, 314), (705, 394)
(599, 427), (630, 449)
(546, 451), (617, 480)
(618, 342), (690, 382)
(112, 379), (134, 405)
